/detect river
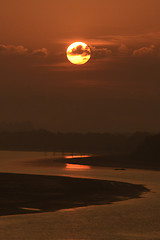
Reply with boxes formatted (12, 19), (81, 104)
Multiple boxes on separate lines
(0, 151), (160, 240)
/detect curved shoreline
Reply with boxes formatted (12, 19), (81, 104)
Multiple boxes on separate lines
(0, 172), (149, 216)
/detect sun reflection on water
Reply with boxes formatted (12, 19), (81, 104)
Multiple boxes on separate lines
(65, 163), (91, 170)
(65, 155), (90, 159)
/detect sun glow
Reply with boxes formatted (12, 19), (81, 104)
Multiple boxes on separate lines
(66, 42), (91, 65)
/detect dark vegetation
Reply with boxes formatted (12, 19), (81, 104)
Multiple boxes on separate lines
(0, 173), (149, 216)
(0, 129), (148, 154)
(0, 129), (160, 169)
(133, 134), (160, 161)
(131, 134), (160, 169)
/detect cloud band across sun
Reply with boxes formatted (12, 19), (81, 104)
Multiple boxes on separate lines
(66, 42), (91, 65)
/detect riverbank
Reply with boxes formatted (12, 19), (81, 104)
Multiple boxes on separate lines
(0, 172), (149, 216)
(54, 154), (160, 171)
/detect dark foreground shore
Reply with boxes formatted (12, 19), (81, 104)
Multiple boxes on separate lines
(0, 172), (149, 216)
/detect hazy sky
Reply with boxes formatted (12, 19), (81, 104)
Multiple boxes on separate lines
(0, 0), (160, 132)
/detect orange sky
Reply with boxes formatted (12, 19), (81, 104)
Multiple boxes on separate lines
(0, 0), (160, 132)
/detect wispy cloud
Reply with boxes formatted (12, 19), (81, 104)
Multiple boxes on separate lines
(133, 45), (157, 57)
(30, 48), (48, 57)
(60, 32), (160, 61)
(0, 44), (28, 55)
(0, 43), (48, 57)
(91, 47), (112, 59)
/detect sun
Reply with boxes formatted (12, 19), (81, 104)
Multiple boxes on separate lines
(66, 42), (91, 65)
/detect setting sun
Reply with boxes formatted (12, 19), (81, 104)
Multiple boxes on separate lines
(66, 42), (91, 65)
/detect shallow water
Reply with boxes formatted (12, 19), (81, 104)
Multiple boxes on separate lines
(0, 151), (160, 240)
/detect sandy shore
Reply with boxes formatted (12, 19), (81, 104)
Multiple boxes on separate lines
(0, 172), (149, 216)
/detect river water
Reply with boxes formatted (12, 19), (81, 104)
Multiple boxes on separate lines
(0, 151), (160, 240)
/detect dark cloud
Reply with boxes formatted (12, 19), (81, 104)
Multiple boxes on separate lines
(91, 47), (112, 59)
(0, 43), (48, 57)
(118, 44), (131, 55)
(68, 45), (91, 56)
(31, 48), (48, 57)
(86, 33), (160, 59)
(133, 45), (157, 57)
(0, 44), (28, 55)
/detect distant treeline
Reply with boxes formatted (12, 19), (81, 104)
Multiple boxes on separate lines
(0, 129), (150, 154)
(133, 134), (160, 162)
